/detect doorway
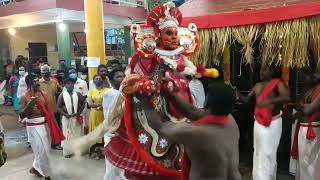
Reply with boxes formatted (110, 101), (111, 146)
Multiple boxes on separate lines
(28, 42), (48, 64)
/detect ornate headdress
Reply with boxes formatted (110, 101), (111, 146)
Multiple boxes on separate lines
(147, 2), (182, 37)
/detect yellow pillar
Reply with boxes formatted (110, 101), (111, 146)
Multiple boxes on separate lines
(84, 0), (106, 81)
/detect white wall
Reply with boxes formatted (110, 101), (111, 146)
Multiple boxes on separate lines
(8, 24), (60, 68)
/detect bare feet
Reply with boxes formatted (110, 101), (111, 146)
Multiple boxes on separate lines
(29, 167), (43, 178)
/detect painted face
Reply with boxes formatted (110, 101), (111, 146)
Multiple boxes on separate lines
(160, 27), (179, 50)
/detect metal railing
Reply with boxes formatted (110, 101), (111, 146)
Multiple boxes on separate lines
(103, 0), (146, 8)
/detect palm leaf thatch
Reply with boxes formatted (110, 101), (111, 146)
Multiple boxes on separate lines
(261, 18), (309, 68)
(232, 25), (261, 64)
(309, 16), (320, 69)
(191, 28), (230, 67)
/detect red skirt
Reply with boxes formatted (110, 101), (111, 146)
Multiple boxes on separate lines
(102, 135), (157, 175)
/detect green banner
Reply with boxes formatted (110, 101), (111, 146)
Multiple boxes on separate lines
(147, 0), (171, 11)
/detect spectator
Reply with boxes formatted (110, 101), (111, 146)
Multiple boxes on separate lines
(39, 64), (63, 150)
(87, 74), (108, 159)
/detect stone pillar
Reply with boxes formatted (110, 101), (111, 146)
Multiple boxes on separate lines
(84, 0), (106, 81)
(56, 21), (72, 68)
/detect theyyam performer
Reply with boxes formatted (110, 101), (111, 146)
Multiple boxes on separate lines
(64, 2), (218, 179)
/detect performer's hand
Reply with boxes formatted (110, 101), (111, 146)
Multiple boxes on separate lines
(122, 74), (141, 94)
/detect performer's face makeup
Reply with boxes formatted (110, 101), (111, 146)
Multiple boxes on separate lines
(160, 27), (179, 50)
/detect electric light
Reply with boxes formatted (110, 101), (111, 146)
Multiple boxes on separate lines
(8, 28), (16, 36)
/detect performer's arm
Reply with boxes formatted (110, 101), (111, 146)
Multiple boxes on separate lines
(163, 92), (207, 120)
(19, 96), (35, 118)
(143, 104), (200, 144)
(303, 95), (320, 115)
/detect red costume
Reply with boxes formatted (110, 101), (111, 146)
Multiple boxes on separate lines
(103, 2), (202, 179)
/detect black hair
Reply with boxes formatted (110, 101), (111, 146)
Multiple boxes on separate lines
(269, 64), (282, 78)
(97, 64), (108, 72)
(64, 77), (77, 84)
(93, 74), (101, 80)
(107, 60), (121, 67)
(108, 67), (124, 81)
(206, 83), (235, 116)
(25, 74), (36, 88)
(68, 67), (76, 72)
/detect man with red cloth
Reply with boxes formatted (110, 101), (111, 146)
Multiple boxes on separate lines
(19, 74), (64, 180)
(291, 73), (320, 180)
(140, 82), (241, 180)
(237, 65), (290, 180)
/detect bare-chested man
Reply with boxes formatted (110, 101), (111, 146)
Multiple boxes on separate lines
(140, 82), (241, 180)
(19, 74), (52, 180)
(237, 65), (290, 180)
(291, 73), (320, 180)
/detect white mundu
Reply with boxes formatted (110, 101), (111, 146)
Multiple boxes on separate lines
(253, 114), (282, 180)
(61, 90), (82, 156)
(295, 122), (320, 180)
(26, 117), (51, 177)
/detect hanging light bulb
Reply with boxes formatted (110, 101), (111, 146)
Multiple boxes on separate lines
(8, 28), (16, 36)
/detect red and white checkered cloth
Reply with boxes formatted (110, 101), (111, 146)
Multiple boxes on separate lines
(103, 135), (157, 175)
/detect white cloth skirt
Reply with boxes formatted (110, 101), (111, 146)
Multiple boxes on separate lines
(253, 117), (282, 180)
(295, 122), (320, 180)
(104, 158), (128, 180)
(289, 120), (298, 175)
(26, 117), (51, 177)
(61, 116), (82, 156)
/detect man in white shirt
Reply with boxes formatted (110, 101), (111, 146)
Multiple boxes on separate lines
(67, 68), (88, 132)
(102, 67), (126, 180)
(68, 68), (88, 96)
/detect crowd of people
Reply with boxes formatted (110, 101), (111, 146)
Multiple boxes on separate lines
(0, 54), (124, 179)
